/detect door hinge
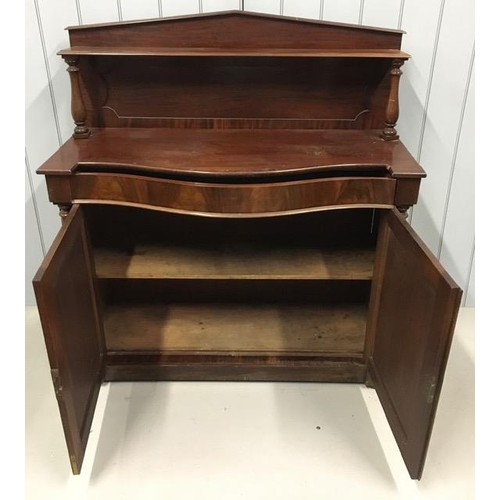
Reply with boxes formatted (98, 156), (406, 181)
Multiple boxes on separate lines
(51, 369), (64, 401)
(427, 376), (438, 404)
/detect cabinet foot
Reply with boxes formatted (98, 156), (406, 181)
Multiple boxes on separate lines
(58, 204), (72, 223)
(365, 370), (375, 388)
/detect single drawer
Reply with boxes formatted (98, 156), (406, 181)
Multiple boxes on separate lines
(65, 172), (396, 216)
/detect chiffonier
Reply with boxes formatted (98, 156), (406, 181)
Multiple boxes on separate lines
(32, 11), (461, 480)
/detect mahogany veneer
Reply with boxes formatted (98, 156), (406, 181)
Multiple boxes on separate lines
(33, 11), (460, 481)
(39, 129), (423, 177)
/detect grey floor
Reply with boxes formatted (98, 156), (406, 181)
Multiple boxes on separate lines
(26, 306), (474, 499)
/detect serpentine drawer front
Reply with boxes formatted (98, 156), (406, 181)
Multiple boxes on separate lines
(32, 11), (460, 480)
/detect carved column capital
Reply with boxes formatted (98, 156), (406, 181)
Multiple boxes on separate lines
(64, 55), (80, 68)
(389, 58), (404, 75)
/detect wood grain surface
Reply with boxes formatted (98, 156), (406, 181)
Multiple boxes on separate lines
(38, 129), (424, 178)
(33, 206), (105, 474)
(103, 302), (367, 354)
(368, 209), (462, 479)
(59, 47), (410, 58)
(104, 357), (366, 383)
(66, 11), (403, 50)
(94, 242), (375, 280)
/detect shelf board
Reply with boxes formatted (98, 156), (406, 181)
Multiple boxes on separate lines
(94, 243), (375, 280)
(104, 302), (367, 355)
(58, 47), (410, 58)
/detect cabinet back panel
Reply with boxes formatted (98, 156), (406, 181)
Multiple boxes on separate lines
(80, 56), (390, 129)
(99, 279), (371, 305)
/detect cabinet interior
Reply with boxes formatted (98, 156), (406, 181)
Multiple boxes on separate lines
(85, 205), (380, 373)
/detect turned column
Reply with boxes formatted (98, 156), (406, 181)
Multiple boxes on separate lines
(380, 58), (405, 141)
(63, 56), (91, 139)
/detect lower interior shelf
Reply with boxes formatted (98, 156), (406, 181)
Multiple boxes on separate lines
(104, 302), (367, 356)
(94, 242), (374, 280)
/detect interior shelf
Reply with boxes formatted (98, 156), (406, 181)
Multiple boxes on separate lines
(94, 242), (375, 280)
(104, 302), (367, 355)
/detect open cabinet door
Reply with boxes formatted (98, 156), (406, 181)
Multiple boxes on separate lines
(33, 205), (105, 474)
(366, 208), (462, 479)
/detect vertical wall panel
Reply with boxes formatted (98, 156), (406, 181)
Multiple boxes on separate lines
(465, 251), (475, 307)
(79, 0), (119, 24)
(161, 0), (199, 17)
(202, 0), (240, 13)
(397, 0), (444, 158)
(361, 0), (401, 28)
(243, 0), (280, 15)
(120, 0), (160, 20)
(323, 0), (361, 24)
(25, 0), (62, 252)
(410, 0), (474, 257)
(36, 0), (79, 142)
(439, 62), (474, 303)
(25, 164), (45, 306)
(283, 0), (321, 19)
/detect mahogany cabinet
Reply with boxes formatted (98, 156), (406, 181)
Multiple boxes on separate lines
(32, 11), (461, 480)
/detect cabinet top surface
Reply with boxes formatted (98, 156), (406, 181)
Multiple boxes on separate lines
(38, 129), (424, 179)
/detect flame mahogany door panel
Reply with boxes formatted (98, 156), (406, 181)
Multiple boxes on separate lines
(367, 209), (462, 479)
(33, 205), (105, 474)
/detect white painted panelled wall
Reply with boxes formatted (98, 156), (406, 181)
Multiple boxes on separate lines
(25, 0), (475, 306)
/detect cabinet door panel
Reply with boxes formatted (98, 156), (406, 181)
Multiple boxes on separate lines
(33, 205), (105, 474)
(367, 209), (462, 479)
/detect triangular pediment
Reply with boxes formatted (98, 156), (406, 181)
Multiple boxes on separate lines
(67, 10), (403, 51)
